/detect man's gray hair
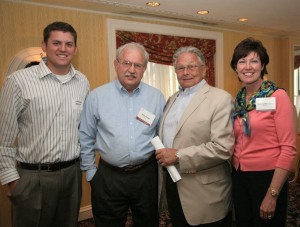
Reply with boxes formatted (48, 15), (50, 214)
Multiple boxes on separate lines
(116, 42), (149, 65)
(173, 46), (206, 66)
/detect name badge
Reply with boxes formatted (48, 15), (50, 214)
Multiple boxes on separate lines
(136, 108), (155, 126)
(256, 97), (276, 111)
(72, 99), (83, 110)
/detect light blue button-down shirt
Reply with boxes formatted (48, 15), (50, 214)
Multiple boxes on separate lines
(79, 80), (165, 181)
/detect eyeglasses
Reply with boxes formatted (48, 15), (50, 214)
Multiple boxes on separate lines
(117, 60), (145, 70)
(175, 65), (204, 73)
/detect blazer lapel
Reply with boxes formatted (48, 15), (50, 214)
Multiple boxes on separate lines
(175, 83), (209, 135)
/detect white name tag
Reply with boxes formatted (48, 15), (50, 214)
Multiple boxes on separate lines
(256, 97), (276, 111)
(136, 108), (155, 126)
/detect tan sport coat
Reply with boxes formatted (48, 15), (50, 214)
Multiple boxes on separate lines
(158, 83), (235, 225)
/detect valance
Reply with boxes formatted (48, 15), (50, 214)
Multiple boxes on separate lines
(116, 30), (216, 86)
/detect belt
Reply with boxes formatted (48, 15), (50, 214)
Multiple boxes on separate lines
(101, 155), (155, 172)
(17, 158), (80, 171)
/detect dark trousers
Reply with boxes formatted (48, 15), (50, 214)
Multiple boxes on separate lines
(91, 159), (158, 227)
(12, 162), (82, 227)
(232, 168), (288, 227)
(166, 173), (232, 227)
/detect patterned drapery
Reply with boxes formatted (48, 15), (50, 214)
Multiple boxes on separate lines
(116, 31), (216, 86)
(295, 55), (300, 69)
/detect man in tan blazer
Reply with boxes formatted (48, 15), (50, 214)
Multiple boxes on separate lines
(155, 46), (234, 226)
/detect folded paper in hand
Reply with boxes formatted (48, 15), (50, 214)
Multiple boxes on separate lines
(151, 136), (181, 182)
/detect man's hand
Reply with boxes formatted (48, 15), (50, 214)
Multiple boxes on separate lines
(155, 148), (178, 166)
(6, 180), (18, 198)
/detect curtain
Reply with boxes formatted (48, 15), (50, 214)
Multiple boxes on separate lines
(143, 62), (179, 99)
(116, 31), (216, 86)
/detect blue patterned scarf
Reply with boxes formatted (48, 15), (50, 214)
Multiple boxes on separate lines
(232, 80), (278, 136)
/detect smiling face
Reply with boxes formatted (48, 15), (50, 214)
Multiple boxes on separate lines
(114, 47), (146, 93)
(175, 52), (207, 89)
(236, 51), (263, 86)
(41, 30), (77, 75)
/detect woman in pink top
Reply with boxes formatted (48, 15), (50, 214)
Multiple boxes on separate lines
(230, 38), (296, 227)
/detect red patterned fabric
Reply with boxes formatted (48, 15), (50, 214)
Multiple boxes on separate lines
(116, 31), (216, 86)
(295, 55), (300, 69)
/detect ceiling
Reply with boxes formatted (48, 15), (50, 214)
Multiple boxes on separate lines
(19, 0), (300, 37)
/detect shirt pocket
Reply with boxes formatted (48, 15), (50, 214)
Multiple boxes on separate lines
(72, 99), (84, 122)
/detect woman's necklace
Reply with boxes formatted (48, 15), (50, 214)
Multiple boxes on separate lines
(246, 92), (254, 96)
(246, 92), (255, 98)
(245, 81), (263, 98)
(245, 91), (256, 104)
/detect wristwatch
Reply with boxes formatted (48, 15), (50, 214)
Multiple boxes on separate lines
(176, 151), (180, 163)
(270, 188), (279, 197)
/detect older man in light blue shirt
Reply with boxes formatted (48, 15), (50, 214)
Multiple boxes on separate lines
(79, 42), (165, 227)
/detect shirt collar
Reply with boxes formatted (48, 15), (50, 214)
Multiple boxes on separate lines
(38, 60), (77, 79)
(179, 79), (206, 96)
(114, 79), (141, 95)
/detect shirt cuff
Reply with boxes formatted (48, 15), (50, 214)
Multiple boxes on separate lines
(0, 169), (20, 185)
(86, 168), (97, 182)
